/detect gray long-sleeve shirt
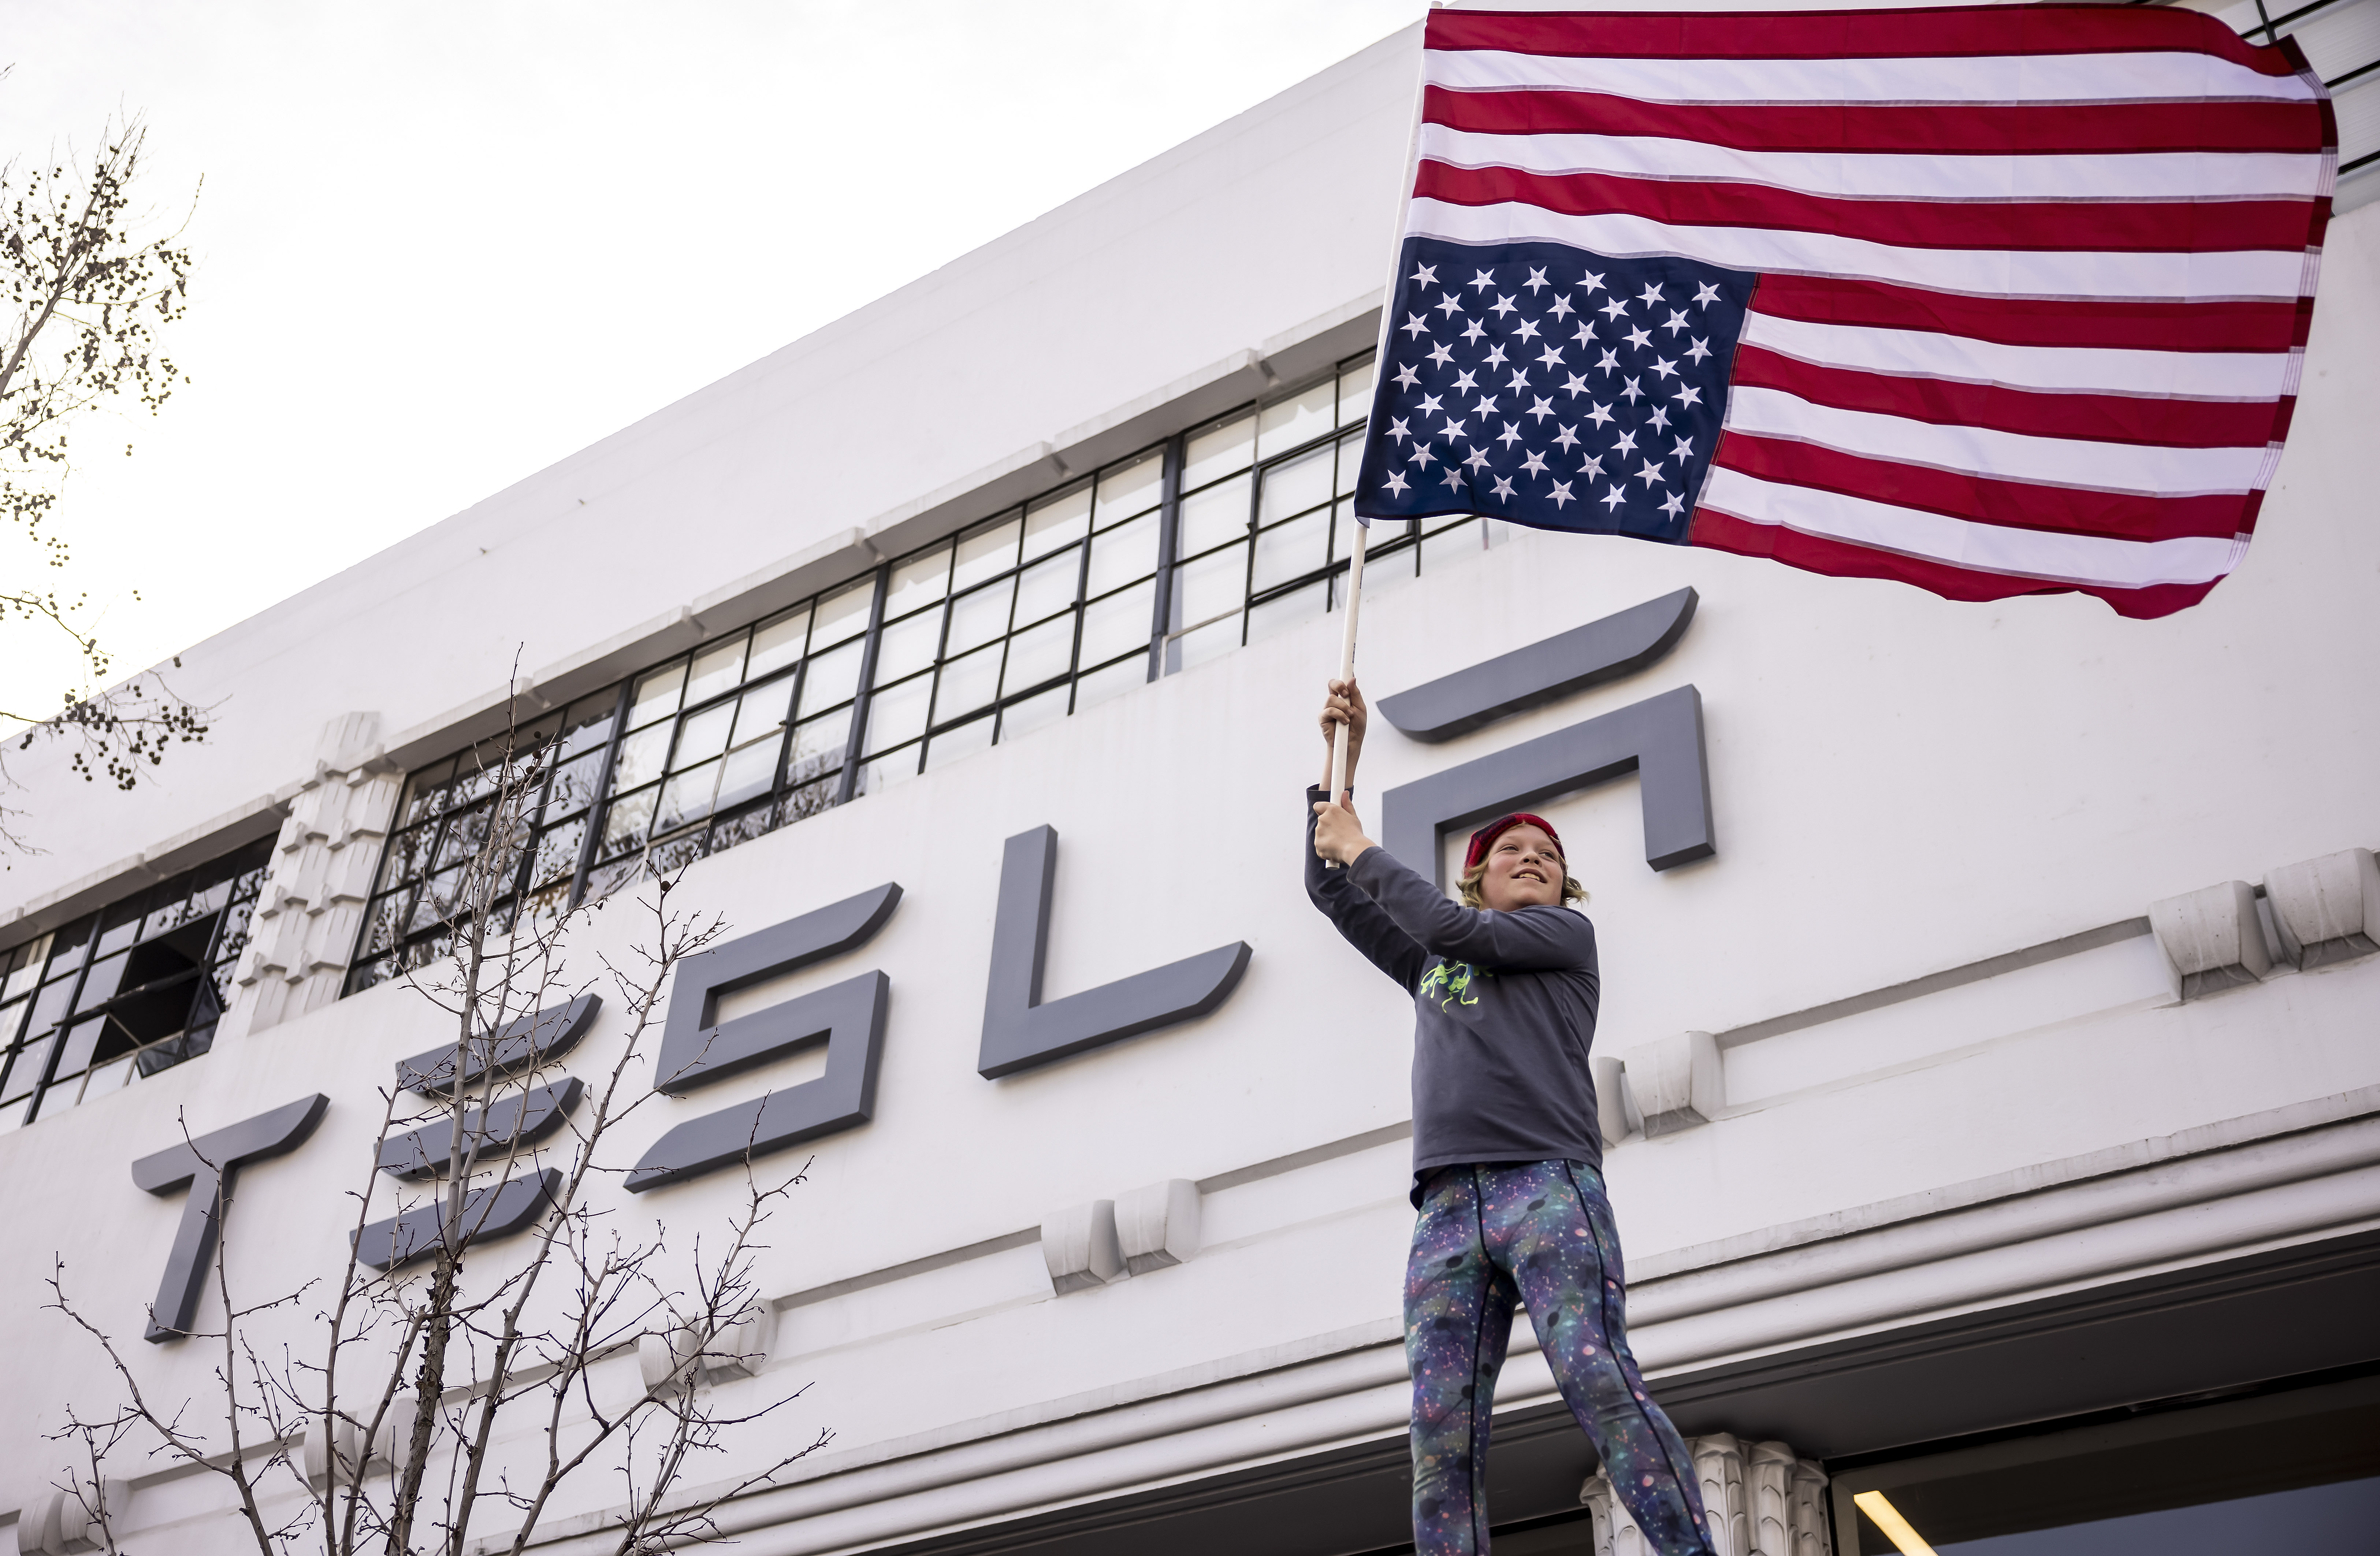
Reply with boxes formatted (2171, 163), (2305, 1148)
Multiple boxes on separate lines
(1303, 787), (1604, 1204)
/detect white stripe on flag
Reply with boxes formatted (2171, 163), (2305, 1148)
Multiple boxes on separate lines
(1737, 311), (2297, 401)
(1424, 47), (2322, 105)
(1417, 125), (2329, 203)
(1699, 466), (2249, 587)
(1404, 197), (2313, 302)
(1722, 385), (2272, 493)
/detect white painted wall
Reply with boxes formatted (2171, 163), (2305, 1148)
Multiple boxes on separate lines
(1, 11), (2375, 1554)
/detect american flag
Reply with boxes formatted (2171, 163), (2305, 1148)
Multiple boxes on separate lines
(1352, 5), (2335, 619)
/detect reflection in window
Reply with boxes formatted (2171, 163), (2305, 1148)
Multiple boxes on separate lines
(346, 349), (1480, 998)
(0, 838), (271, 1130)
(1839, 1378), (2380, 1556)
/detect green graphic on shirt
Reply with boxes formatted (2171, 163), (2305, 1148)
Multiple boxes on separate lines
(1420, 961), (1491, 1013)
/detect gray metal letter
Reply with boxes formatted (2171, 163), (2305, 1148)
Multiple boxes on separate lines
(376, 1078), (584, 1179)
(978, 826), (1251, 1079)
(395, 992), (601, 1095)
(353, 1169), (564, 1271)
(1375, 588), (1697, 742)
(625, 884), (902, 1192)
(1380, 684), (1715, 884)
(131, 1093), (329, 1343)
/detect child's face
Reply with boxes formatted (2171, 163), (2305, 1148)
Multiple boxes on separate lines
(1480, 824), (1564, 912)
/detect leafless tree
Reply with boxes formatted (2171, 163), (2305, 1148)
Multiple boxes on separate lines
(2, 100), (209, 850)
(42, 709), (832, 1554)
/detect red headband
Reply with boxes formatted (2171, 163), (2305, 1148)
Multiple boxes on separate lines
(1464, 813), (1564, 873)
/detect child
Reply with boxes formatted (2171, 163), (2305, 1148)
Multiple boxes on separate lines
(1307, 677), (1714, 1556)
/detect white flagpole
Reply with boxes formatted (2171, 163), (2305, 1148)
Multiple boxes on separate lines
(1328, 14), (1432, 807)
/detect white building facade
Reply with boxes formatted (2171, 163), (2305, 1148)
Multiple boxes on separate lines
(3, 5), (2378, 1554)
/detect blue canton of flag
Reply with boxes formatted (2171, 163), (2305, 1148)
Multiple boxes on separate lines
(1355, 237), (1749, 545)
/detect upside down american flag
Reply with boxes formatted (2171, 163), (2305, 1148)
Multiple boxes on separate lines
(1350, 5), (2336, 619)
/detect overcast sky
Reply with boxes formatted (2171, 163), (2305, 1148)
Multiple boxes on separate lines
(0, 0), (1419, 721)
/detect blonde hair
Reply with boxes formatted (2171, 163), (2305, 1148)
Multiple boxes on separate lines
(1458, 858), (1587, 909)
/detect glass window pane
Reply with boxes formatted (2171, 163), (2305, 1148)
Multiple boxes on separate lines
(557, 699), (617, 762)
(779, 777), (839, 826)
(96, 899), (144, 960)
(707, 802), (778, 858)
(529, 817), (585, 890)
(812, 577), (875, 649)
(1094, 449), (1164, 525)
(600, 785), (658, 859)
(1338, 354), (1376, 427)
(399, 762), (454, 827)
(45, 916), (94, 977)
(1171, 541), (1247, 631)
(75, 952), (129, 1013)
(1249, 578), (1330, 644)
(885, 544), (951, 620)
(799, 637), (864, 714)
(945, 577), (1016, 658)
(25, 978), (76, 1039)
(1176, 473), (1251, 558)
(787, 707), (851, 786)
(1183, 411), (1254, 491)
(953, 517), (1022, 592)
(1253, 510), (1331, 594)
(648, 827), (710, 879)
(1167, 611), (1241, 674)
(655, 761), (722, 835)
(1024, 483), (1092, 562)
(1085, 510), (1159, 598)
(4, 937), (48, 1002)
(715, 740), (779, 814)
(864, 673), (932, 756)
(686, 637), (747, 706)
(924, 716), (994, 772)
(732, 673), (795, 747)
(1258, 377), (1336, 458)
(671, 701), (737, 772)
(1013, 546), (1080, 627)
(933, 642), (1003, 724)
(543, 751), (606, 819)
(1258, 445), (1334, 527)
(999, 684), (1070, 742)
(1079, 578), (1156, 668)
(628, 661), (687, 730)
(873, 610), (939, 688)
(612, 722), (672, 790)
(1074, 654), (1147, 713)
(856, 744), (921, 794)
(1002, 611), (1075, 696)
(1336, 429), (1365, 498)
(749, 605), (811, 680)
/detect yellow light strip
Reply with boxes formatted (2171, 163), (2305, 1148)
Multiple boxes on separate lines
(1852, 1490), (1941, 1556)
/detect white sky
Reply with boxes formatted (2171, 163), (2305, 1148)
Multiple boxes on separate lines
(0, 0), (1420, 722)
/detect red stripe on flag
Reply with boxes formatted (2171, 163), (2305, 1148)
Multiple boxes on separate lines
(1421, 86), (2333, 157)
(1748, 274), (2308, 352)
(1710, 432), (2260, 544)
(1427, 5), (2298, 79)
(1413, 160), (2322, 255)
(1685, 504), (2222, 619)
(1729, 345), (2286, 450)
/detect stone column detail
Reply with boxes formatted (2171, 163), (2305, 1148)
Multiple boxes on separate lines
(227, 712), (401, 1037)
(1583, 1433), (1827, 1556)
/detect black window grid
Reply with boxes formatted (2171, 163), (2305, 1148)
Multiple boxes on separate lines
(343, 347), (1518, 998)
(0, 837), (272, 1130)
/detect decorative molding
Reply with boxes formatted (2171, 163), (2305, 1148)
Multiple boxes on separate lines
(1041, 1200), (1124, 1294)
(1617, 1030), (1722, 1138)
(228, 712), (403, 1038)
(1116, 1179), (1203, 1277)
(2147, 879), (2272, 999)
(2263, 847), (2380, 970)
(1581, 1433), (1826, 1556)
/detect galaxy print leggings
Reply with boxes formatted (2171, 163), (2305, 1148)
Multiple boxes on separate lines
(1405, 1160), (1714, 1556)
